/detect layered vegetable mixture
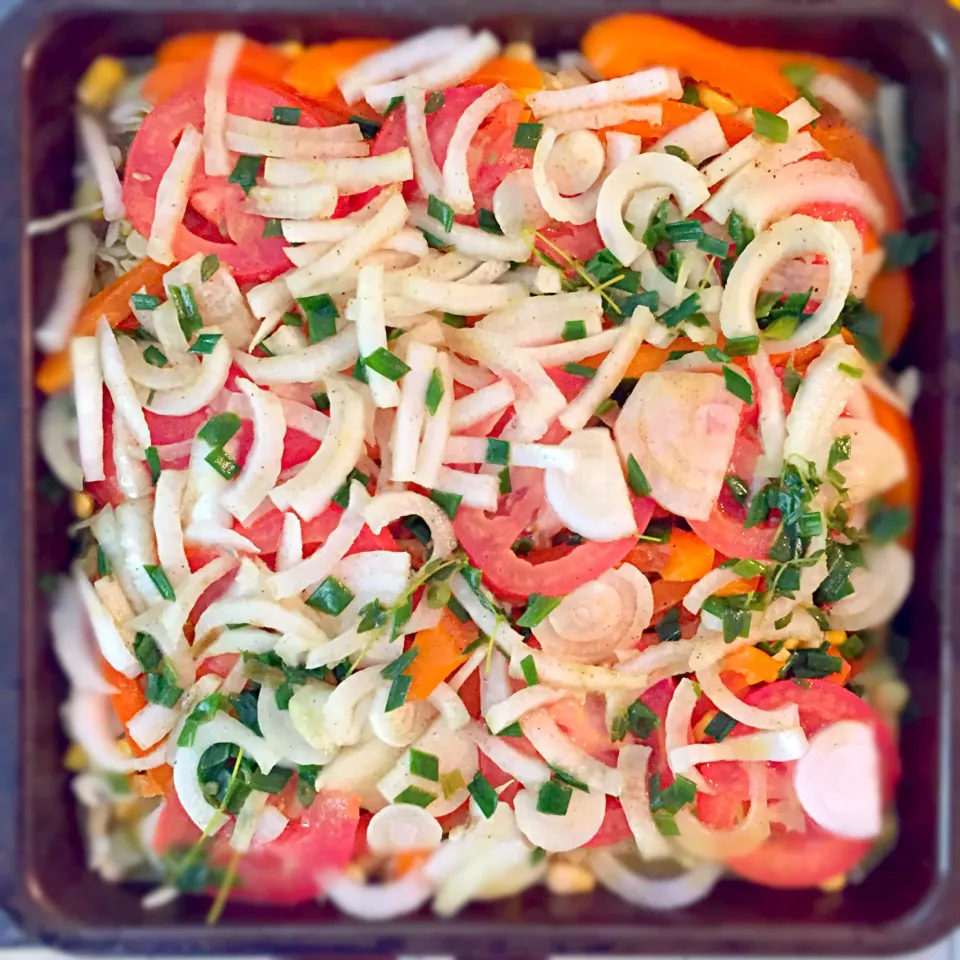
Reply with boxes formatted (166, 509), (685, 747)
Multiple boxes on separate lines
(36, 16), (926, 919)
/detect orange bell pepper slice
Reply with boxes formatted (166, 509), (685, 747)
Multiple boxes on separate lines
(868, 389), (920, 518)
(283, 39), (392, 103)
(651, 578), (694, 618)
(865, 269), (914, 358)
(466, 56), (544, 94)
(660, 528), (715, 582)
(157, 32), (291, 76)
(824, 645), (853, 687)
(714, 575), (762, 597)
(36, 259), (170, 395)
(582, 14), (796, 114)
(720, 646), (781, 685)
(810, 123), (903, 232)
(407, 608), (479, 701)
(581, 338), (703, 378)
(141, 59), (208, 105)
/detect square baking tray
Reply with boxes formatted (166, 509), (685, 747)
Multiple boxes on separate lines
(2, 0), (959, 954)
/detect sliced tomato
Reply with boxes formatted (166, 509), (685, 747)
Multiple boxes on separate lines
(697, 680), (899, 889)
(636, 677), (677, 784)
(453, 487), (652, 601)
(233, 421), (322, 473)
(583, 796), (633, 847)
(549, 695), (617, 764)
(536, 221), (605, 264)
(236, 503), (399, 557)
(794, 201), (871, 239)
(153, 789), (359, 904)
(123, 78), (341, 285)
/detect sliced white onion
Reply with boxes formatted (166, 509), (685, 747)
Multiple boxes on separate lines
(51, 578), (117, 694)
(413, 351), (453, 489)
(465, 721), (550, 789)
(147, 123), (202, 265)
(270, 377), (366, 520)
(71, 337), (104, 481)
(97, 317), (150, 448)
(829, 542), (913, 631)
(316, 735), (402, 812)
(353, 262), (400, 408)
(146, 329), (231, 417)
(544, 428), (636, 541)
(681, 568), (739, 616)
(73, 570), (139, 678)
(614, 370), (742, 521)
(833, 417), (908, 503)
(406, 205), (531, 261)
(153, 469), (190, 586)
(653, 110), (728, 166)
(369, 684), (434, 747)
(246, 182), (339, 220)
(696, 661), (800, 731)
(324, 668), (382, 747)
(478, 290), (602, 344)
(264, 149), (414, 196)
(521, 709), (621, 796)
(596, 153), (710, 267)
(363, 490), (457, 558)
(483, 686), (566, 735)
(670, 727), (808, 776)
(794, 720), (881, 839)
(65, 693), (168, 772)
(36, 221), (97, 353)
(202, 33), (244, 176)
(617, 745), (673, 861)
(238, 326), (359, 386)
(401, 275), (528, 316)
(404, 87), (445, 200)
(720, 215), (853, 353)
(77, 114), (125, 222)
(275, 512), (303, 572)
(527, 67), (681, 118)
(258, 683), (333, 766)
(590, 849), (722, 910)
(674, 762), (769, 859)
(338, 28), (470, 104)
(514, 783), (606, 851)
(323, 872), (434, 920)
(286, 682), (338, 755)
(202, 626), (279, 659)
(227, 118), (366, 162)
(126, 703), (178, 751)
(493, 169), (551, 237)
(388, 340), (434, 482)
(39, 392), (83, 491)
(664, 678), (712, 792)
(449, 379), (515, 431)
(111, 407), (151, 500)
(116, 339), (198, 391)
(783, 343), (867, 471)
(367, 804), (443, 854)
(443, 83), (513, 213)
(546, 129), (605, 196)
(363, 31), (501, 112)
(433, 466), (498, 511)
(195, 597), (327, 646)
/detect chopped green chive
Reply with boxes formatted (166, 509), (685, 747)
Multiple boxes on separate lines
(145, 668), (183, 708)
(868, 504), (911, 544)
(96, 544), (112, 577)
(626, 454), (652, 497)
(200, 254), (220, 281)
(838, 362), (864, 379)
(536, 779), (572, 816)
(144, 564), (175, 601)
(385, 672), (413, 712)
(723, 365), (754, 404)
(363, 347), (410, 381)
(262, 218), (283, 238)
(133, 632), (162, 672)
(130, 292), (160, 311)
(381, 646), (418, 681)
(655, 607), (682, 642)
(664, 219), (703, 244)
(764, 313), (801, 340)
(332, 468), (370, 508)
(681, 84), (701, 105)
(519, 654), (540, 686)
(425, 367), (445, 415)
(730, 558), (765, 578)
(467, 771), (498, 818)
(626, 699), (659, 739)
(513, 122), (543, 149)
(382, 96), (404, 116)
(188, 332), (223, 355)
(198, 413), (241, 448)
(562, 362), (596, 379)
(306, 576), (355, 616)
(409, 748), (440, 782)
(205, 447), (240, 480)
(350, 114), (381, 139)
(177, 693), (226, 747)
(725, 336), (760, 357)
(724, 474), (749, 506)
(882, 229), (937, 271)
(358, 599), (388, 634)
(142, 345), (168, 367)
(440, 768), (466, 798)
(312, 392), (330, 412)
(498, 466), (511, 495)
(394, 784), (435, 807)
(727, 212), (755, 255)
(485, 438), (510, 466)
(497, 721), (523, 737)
(663, 144), (691, 163)
(427, 194), (455, 233)
(477, 208), (503, 235)
(517, 597), (561, 630)
(622, 290), (660, 317)
(782, 63), (817, 88)
(429, 488), (462, 520)
(168, 284), (203, 340)
(659, 292), (701, 328)
(442, 312), (467, 328)
(549, 765), (589, 792)
(697, 233), (730, 257)
(753, 107), (789, 143)
(145, 446), (161, 484)
(272, 105), (301, 125)
(228, 154), (261, 195)
(296, 293), (338, 344)
(562, 320), (587, 341)
(424, 90), (445, 114)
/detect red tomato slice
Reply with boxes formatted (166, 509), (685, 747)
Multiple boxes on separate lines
(153, 789), (359, 904)
(123, 78), (340, 285)
(794, 201), (870, 239)
(453, 487), (652, 601)
(583, 796), (633, 848)
(549, 695), (617, 764)
(233, 421), (321, 473)
(236, 504), (399, 557)
(535, 221), (605, 264)
(636, 676), (677, 785)
(697, 680), (899, 889)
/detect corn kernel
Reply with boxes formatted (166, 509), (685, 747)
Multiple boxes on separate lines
(696, 84), (738, 115)
(818, 873), (847, 893)
(546, 861), (596, 896)
(64, 743), (88, 771)
(825, 630), (847, 646)
(71, 491), (94, 520)
(77, 56), (126, 112)
(275, 40), (304, 60)
(504, 42), (536, 63)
